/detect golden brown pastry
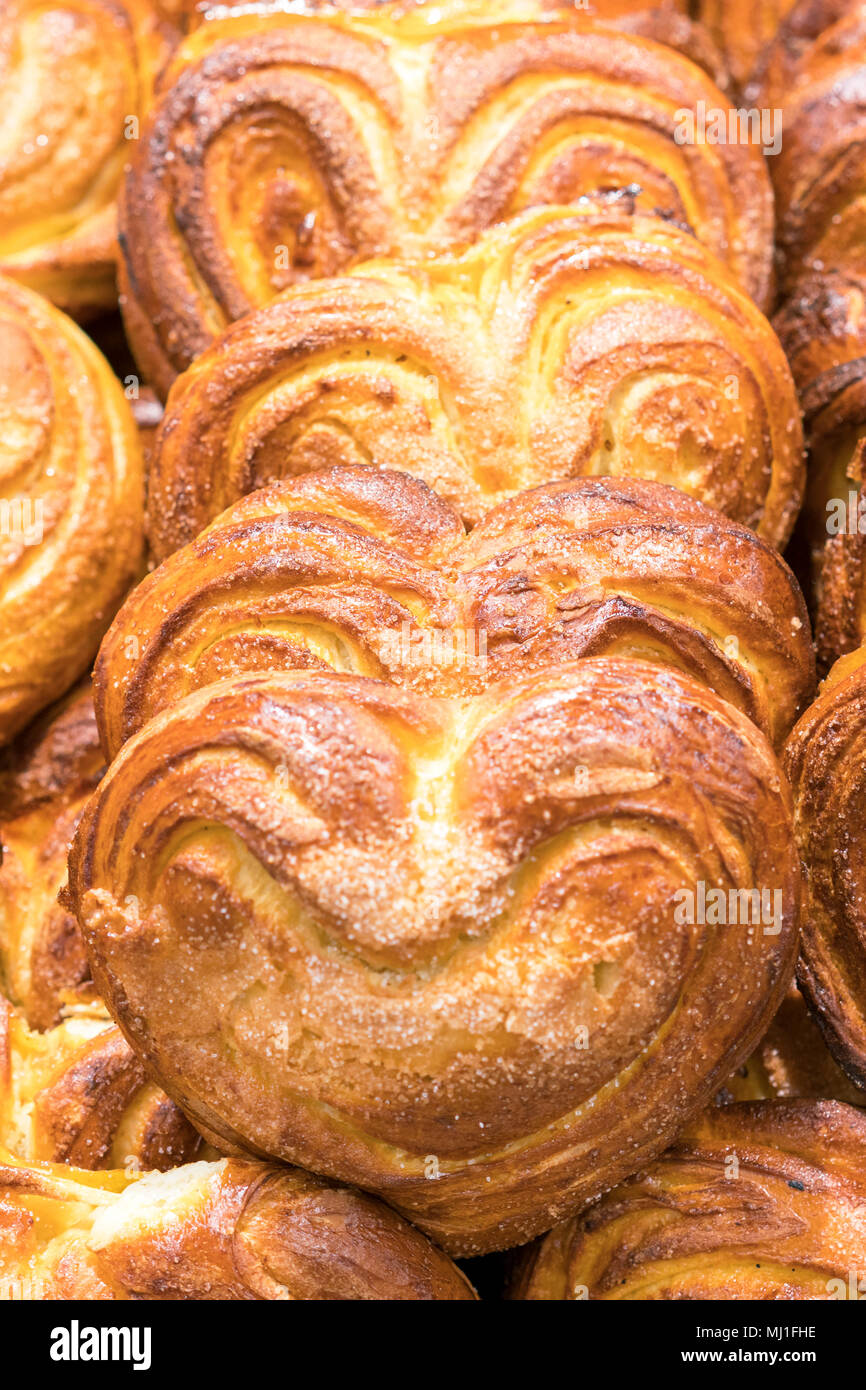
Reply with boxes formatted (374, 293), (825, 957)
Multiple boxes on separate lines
(764, 2), (866, 668)
(720, 987), (865, 1105)
(748, 0), (858, 107)
(0, 278), (144, 745)
(68, 659), (799, 1254)
(0, 996), (202, 1173)
(695, 0), (796, 91)
(0, 0), (179, 318)
(0, 1147), (476, 1299)
(146, 204), (802, 557)
(774, 271), (866, 669)
(784, 645), (866, 1089)
(512, 1100), (866, 1299)
(94, 468), (815, 759)
(184, 1), (729, 88)
(118, 4), (774, 393)
(770, 2), (866, 298)
(0, 686), (104, 1029)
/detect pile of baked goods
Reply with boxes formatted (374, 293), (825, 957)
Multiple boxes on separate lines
(2, 0), (866, 1301)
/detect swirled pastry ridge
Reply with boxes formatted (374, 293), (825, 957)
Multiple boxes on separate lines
(0, 995), (203, 1174)
(784, 645), (866, 1088)
(513, 1100), (866, 1299)
(0, 1148), (476, 1299)
(95, 468), (815, 759)
(0, 687), (103, 1029)
(0, 278), (144, 745)
(0, 0), (179, 316)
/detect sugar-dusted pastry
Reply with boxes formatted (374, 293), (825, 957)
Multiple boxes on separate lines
(0, 278), (144, 744)
(0, 1147), (476, 1299)
(0, 686), (105, 1027)
(513, 1101), (866, 1299)
(145, 205), (801, 556)
(69, 659), (799, 1254)
(0, 0), (179, 317)
(94, 469), (814, 758)
(119, 4), (774, 393)
(784, 645), (866, 1089)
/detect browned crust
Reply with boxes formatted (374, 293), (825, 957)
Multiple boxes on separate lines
(748, 0), (860, 106)
(0, 276), (145, 746)
(775, 271), (866, 669)
(0, 686), (105, 1028)
(766, 2), (866, 296)
(0, 0), (179, 318)
(69, 658), (799, 1254)
(783, 645), (866, 1088)
(719, 986), (866, 1104)
(694, 0), (796, 90)
(144, 204), (800, 558)
(0, 995), (202, 1172)
(94, 468), (814, 760)
(118, 6), (773, 391)
(513, 1100), (866, 1299)
(0, 1147), (476, 1299)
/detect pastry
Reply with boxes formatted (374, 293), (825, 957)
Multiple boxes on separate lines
(0, 278), (144, 744)
(118, 3), (774, 392)
(0, 0), (178, 317)
(0, 1146), (476, 1298)
(68, 659), (799, 1254)
(95, 468), (815, 757)
(145, 204), (802, 555)
(513, 1100), (866, 1299)
(784, 645), (866, 1089)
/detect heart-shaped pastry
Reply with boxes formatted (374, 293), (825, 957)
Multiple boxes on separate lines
(119, 5), (773, 394)
(69, 658), (800, 1254)
(94, 467), (815, 760)
(145, 205), (802, 560)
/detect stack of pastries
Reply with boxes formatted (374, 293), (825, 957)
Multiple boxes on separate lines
(2, 0), (866, 1302)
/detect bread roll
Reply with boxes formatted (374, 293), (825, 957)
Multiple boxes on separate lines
(784, 645), (866, 1089)
(771, 2), (866, 296)
(0, 996), (202, 1173)
(0, 0), (178, 317)
(0, 687), (103, 1027)
(0, 1147), (476, 1298)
